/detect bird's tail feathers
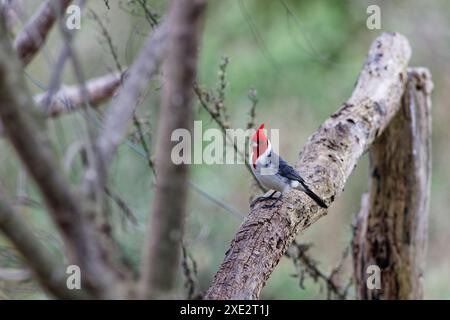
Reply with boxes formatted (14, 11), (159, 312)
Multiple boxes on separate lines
(299, 181), (328, 209)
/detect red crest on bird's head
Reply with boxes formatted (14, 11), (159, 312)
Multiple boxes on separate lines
(251, 123), (268, 144)
(251, 123), (270, 168)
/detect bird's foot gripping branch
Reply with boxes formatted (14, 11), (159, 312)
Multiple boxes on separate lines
(205, 32), (432, 300)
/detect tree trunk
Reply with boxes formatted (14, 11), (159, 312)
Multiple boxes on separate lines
(352, 68), (432, 299)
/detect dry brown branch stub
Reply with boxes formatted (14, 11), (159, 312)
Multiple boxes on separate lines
(352, 67), (432, 299)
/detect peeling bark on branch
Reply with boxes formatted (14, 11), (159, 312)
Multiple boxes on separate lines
(205, 32), (412, 300)
(0, 72), (123, 136)
(35, 71), (123, 116)
(352, 68), (432, 299)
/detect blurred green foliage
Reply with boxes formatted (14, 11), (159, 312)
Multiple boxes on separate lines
(1, 0), (449, 299)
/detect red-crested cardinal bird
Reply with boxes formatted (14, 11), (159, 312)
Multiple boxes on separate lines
(250, 123), (328, 208)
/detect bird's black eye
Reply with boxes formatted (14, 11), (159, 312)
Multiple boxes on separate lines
(268, 151), (271, 157)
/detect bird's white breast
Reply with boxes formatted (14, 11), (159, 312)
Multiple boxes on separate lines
(251, 149), (291, 193)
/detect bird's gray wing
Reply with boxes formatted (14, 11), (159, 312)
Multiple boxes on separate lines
(277, 156), (328, 208)
(277, 156), (305, 183)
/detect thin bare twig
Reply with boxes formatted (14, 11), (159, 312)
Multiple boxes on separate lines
(91, 9), (156, 177)
(287, 241), (352, 299)
(131, 114), (156, 175)
(104, 187), (138, 226)
(89, 9), (123, 76)
(246, 88), (258, 130)
(136, 0), (159, 28)
(194, 83), (265, 191)
(181, 244), (198, 300)
(97, 19), (168, 179)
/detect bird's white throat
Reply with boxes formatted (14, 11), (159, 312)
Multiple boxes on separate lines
(251, 141), (272, 167)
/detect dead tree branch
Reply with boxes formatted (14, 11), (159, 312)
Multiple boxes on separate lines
(140, 0), (205, 299)
(14, 0), (73, 65)
(352, 67), (432, 299)
(34, 71), (123, 116)
(0, 72), (122, 136)
(205, 32), (412, 300)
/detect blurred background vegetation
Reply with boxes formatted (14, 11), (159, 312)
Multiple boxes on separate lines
(0, 0), (449, 299)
